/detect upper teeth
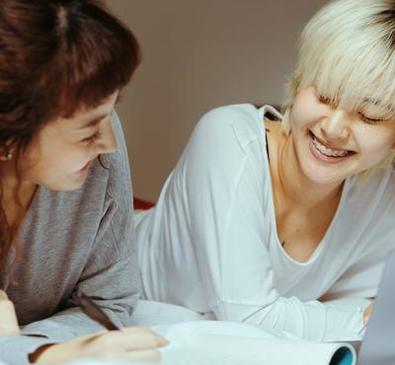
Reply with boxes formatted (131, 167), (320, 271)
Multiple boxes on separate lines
(312, 136), (349, 157)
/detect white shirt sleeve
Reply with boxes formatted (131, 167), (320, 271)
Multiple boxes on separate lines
(163, 105), (365, 341)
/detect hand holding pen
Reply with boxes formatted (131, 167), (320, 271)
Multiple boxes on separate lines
(29, 291), (168, 364)
(74, 291), (120, 331)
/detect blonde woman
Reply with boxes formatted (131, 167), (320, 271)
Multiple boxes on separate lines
(136, 0), (395, 342)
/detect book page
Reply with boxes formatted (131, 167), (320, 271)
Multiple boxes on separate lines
(156, 321), (356, 365)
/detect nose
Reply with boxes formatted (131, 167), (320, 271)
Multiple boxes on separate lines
(320, 110), (350, 141)
(96, 121), (118, 154)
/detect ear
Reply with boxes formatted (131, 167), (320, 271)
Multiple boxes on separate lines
(0, 150), (13, 161)
(0, 140), (14, 161)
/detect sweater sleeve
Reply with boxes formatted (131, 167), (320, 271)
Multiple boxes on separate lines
(6, 248), (138, 365)
(0, 114), (139, 365)
(163, 105), (366, 341)
(0, 336), (57, 365)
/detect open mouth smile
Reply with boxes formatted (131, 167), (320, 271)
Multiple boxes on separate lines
(79, 160), (93, 172)
(309, 131), (355, 159)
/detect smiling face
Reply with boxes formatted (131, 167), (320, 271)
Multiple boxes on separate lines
(289, 86), (395, 186)
(18, 91), (119, 191)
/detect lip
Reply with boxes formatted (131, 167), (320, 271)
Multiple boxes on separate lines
(79, 160), (93, 172)
(308, 132), (354, 164)
(309, 131), (352, 152)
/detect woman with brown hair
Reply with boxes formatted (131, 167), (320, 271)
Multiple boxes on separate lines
(0, 0), (166, 364)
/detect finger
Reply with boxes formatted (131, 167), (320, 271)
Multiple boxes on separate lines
(97, 328), (167, 352)
(122, 326), (169, 348)
(156, 335), (169, 347)
(102, 349), (160, 363)
(363, 303), (373, 325)
(77, 330), (108, 346)
(123, 326), (169, 344)
(124, 349), (161, 363)
(0, 300), (20, 336)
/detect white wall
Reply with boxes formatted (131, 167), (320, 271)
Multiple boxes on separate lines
(107, 0), (327, 202)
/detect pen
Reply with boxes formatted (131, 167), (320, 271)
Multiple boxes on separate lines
(74, 291), (120, 331)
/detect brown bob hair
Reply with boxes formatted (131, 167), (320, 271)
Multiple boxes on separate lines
(0, 0), (140, 274)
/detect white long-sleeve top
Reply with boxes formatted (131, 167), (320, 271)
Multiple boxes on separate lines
(136, 104), (395, 341)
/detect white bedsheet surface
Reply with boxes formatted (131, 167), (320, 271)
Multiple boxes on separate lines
(129, 299), (213, 326)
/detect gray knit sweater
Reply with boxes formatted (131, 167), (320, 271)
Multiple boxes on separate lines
(0, 114), (139, 364)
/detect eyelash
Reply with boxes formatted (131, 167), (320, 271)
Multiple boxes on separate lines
(318, 95), (385, 125)
(318, 95), (335, 107)
(82, 131), (101, 144)
(358, 113), (384, 125)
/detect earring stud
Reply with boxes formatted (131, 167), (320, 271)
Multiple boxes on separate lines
(0, 151), (13, 161)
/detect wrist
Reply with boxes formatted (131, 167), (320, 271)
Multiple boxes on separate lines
(29, 343), (63, 365)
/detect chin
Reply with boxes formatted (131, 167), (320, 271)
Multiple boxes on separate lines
(306, 173), (345, 186)
(300, 160), (348, 187)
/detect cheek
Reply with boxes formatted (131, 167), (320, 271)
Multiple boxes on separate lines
(21, 142), (86, 182)
(358, 129), (395, 158)
(21, 152), (62, 183)
(290, 90), (323, 131)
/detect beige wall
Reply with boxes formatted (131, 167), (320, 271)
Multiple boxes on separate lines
(107, 0), (327, 202)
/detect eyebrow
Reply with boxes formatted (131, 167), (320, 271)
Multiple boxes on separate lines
(79, 113), (110, 130)
(362, 98), (394, 111)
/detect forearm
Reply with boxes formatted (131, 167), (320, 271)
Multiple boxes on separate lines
(21, 307), (105, 342)
(213, 296), (366, 341)
(22, 287), (139, 343)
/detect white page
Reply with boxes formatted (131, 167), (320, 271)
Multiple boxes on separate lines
(156, 321), (356, 365)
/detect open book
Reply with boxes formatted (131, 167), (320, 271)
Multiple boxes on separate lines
(155, 321), (356, 365)
(44, 301), (357, 365)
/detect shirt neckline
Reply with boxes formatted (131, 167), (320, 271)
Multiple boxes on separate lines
(257, 105), (350, 266)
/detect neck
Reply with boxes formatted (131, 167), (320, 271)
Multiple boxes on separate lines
(0, 160), (36, 211)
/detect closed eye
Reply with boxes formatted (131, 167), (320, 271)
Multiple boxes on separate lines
(358, 112), (385, 124)
(82, 131), (101, 144)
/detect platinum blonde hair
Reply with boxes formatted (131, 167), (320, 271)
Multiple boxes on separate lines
(281, 0), (395, 174)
